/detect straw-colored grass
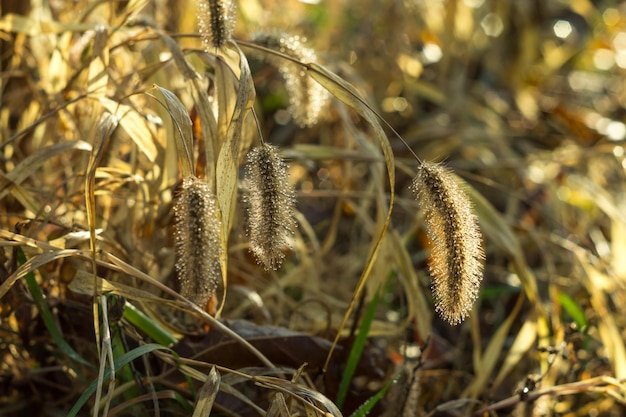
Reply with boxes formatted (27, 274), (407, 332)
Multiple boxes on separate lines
(1, 0), (626, 416)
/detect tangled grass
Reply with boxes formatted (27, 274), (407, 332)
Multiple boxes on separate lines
(1, 0), (626, 416)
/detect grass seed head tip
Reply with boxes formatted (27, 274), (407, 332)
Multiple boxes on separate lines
(197, 0), (236, 50)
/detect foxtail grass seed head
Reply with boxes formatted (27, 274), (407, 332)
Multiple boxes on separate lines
(244, 144), (296, 270)
(411, 162), (484, 325)
(197, 0), (235, 50)
(174, 176), (222, 306)
(251, 31), (329, 127)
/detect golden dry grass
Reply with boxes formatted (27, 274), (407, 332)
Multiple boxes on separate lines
(1, 0), (626, 416)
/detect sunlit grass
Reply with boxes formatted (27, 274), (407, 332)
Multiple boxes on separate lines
(1, 0), (626, 416)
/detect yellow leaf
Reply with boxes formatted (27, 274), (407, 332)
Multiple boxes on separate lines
(99, 98), (158, 162)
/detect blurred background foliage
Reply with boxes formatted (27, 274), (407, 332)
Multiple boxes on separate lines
(2, 0), (626, 415)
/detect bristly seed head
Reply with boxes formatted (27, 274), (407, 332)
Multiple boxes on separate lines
(244, 144), (296, 270)
(411, 162), (485, 325)
(251, 30), (329, 127)
(197, 0), (236, 50)
(174, 176), (222, 307)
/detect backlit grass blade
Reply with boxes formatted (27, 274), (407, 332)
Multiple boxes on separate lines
(336, 282), (383, 409)
(122, 302), (178, 347)
(67, 344), (172, 417)
(153, 85), (195, 178)
(557, 291), (588, 331)
(192, 367), (221, 417)
(214, 44), (255, 314)
(303, 62), (395, 371)
(348, 373), (399, 417)
(17, 248), (92, 367)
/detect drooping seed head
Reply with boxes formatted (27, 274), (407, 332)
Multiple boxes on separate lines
(252, 30), (329, 127)
(197, 0), (236, 50)
(244, 144), (296, 270)
(411, 162), (484, 325)
(174, 176), (222, 306)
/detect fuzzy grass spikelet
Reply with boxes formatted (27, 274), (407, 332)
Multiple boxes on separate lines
(412, 162), (484, 325)
(244, 144), (296, 270)
(197, 0), (235, 50)
(174, 176), (222, 306)
(252, 31), (329, 127)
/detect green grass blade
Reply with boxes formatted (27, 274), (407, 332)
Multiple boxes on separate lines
(18, 248), (92, 368)
(336, 280), (383, 409)
(66, 343), (172, 417)
(122, 302), (177, 346)
(348, 372), (399, 417)
(557, 291), (588, 331)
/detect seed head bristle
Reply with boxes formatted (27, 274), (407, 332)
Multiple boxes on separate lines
(411, 162), (484, 325)
(197, 0), (235, 50)
(174, 176), (222, 306)
(252, 31), (329, 127)
(244, 144), (296, 270)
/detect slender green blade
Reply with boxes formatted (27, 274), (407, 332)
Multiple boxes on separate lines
(67, 343), (171, 417)
(122, 302), (177, 346)
(336, 281), (383, 409)
(557, 291), (588, 331)
(18, 248), (92, 367)
(348, 372), (399, 417)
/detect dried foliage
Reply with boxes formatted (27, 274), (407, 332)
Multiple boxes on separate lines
(2, 0), (626, 416)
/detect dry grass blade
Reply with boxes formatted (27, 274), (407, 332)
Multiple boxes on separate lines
(301, 62), (395, 369)
(100, 252), (276, 369)
(87, 25), (108, 99)
(255, 376), (342, 417)
(473, 376), (626, 415)
(462, 293), (525, 399)
(579, 262), (626, 379)
(69, 271), (176, 306)
(99, 98), (158, 162)
(0, 248), (85, 303)
(112, 0), (151, 26)
(491, 315), (538, 389)
(85, 112), (118, 351)
(266, 392), (290, 417)
(153, 85), (194, 178)
(158, 32), (198, 80)
(0, 13), (94, 34)
(5, 1), (626, 415)
(215, 47), (255, 234)
(0, 140), (92, 201)
(215, 55), (237, 143)
(214, 46), (255, 313)
(93, 295), (116, 417)
(390, 230), (432, 342)
(192, 367), (221, 417)
(157, 32), (220, 187)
